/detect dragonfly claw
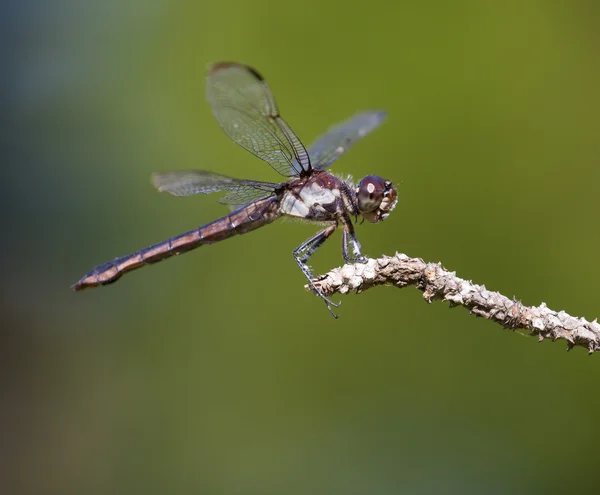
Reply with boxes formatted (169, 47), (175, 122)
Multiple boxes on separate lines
(308, 282), (341, 318)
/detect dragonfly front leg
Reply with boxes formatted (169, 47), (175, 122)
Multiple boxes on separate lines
(342, 220), (367, 263)
(293, 223), (341, 317)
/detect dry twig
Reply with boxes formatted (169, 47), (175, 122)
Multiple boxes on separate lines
(308, 253), (600, 354)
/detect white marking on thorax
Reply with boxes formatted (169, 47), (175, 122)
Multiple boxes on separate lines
(281, 193), (310, 218)
(298, 182), (337, 206)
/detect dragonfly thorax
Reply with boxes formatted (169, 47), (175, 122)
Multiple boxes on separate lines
(280, 172), (346, 221)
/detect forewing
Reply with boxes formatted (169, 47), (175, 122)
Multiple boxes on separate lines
(206, 62), (311, 177)
(309, 111), (387, 170)
(153, 170), (237, 196)
(152, 170), (277, 208)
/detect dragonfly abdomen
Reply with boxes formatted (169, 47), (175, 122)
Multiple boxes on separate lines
(71, 197), (280, 291)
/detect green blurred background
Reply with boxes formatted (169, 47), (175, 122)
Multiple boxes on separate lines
(3, 1), (600, 493)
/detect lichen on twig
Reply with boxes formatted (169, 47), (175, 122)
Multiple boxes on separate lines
(307, 253), (600, 354)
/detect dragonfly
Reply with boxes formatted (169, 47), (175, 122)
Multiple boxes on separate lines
(72, 62), (398, 316)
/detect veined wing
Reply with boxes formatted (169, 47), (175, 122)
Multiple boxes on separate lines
(206, 62), (311, 177)
(152, 170), (278, 209)
(309, 111), (387, 170)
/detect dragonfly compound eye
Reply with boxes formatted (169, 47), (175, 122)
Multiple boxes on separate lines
(357, 176), (397, 223)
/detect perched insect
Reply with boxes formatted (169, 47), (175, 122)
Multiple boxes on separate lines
(72, 62), (397, 316)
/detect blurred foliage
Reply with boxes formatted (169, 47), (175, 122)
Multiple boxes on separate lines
(2, 0), (600, 494)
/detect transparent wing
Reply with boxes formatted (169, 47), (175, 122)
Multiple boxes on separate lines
(206, 62), (311, 177)
(309, 111), (387, 171)
(217, 188), (274, 211)
(152, 170), (278, 208)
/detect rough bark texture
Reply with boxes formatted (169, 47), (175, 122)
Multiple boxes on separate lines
(308, 253), (600, 354)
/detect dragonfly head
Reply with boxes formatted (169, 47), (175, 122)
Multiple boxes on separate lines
(356, 175), (398, 223)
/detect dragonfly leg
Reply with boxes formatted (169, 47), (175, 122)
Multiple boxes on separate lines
(342, 219), (367, 263)
(293, 223), (341, 317)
